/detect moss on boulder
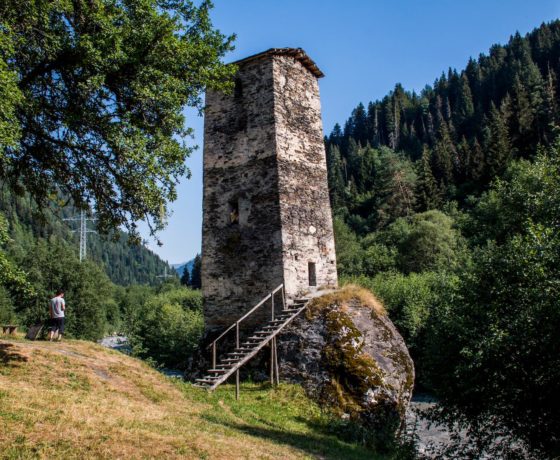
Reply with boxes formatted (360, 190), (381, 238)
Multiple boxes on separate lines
(277, 285), (414, 438)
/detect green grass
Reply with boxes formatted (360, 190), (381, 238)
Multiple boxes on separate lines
(1, 338), (392, 459)
(181, 382), (385, 460)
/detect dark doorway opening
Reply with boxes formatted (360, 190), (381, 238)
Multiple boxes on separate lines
(308, 262), (317, 287)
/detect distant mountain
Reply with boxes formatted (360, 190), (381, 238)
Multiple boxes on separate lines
(172, 259), (195, 277)
(0, 189), (174, 286)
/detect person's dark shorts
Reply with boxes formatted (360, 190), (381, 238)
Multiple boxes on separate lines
(51, 317), (65, 334)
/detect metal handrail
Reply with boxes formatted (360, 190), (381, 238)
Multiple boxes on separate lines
(206, 283), (285, 371)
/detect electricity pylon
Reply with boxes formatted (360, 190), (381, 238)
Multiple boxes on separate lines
(64, 210), (97, 262)
(157, 267), (175, 281)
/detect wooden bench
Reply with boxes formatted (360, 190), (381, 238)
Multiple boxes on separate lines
(1, 325), (18, 335)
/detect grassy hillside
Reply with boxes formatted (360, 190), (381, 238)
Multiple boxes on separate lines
(0, 337), (380, 459)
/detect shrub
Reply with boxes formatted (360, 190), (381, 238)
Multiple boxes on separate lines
(131, 287), (204, 369)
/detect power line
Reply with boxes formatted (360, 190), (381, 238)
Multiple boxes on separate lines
(64, 210), (97, 262)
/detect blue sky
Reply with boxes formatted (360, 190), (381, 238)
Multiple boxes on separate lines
(141, 0), (560, 265)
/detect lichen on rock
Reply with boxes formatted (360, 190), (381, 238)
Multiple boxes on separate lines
(277, 285), (414, 440)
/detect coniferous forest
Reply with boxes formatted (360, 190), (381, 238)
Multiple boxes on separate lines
(326, 21), (560, 458)
(0, 190), (174, 286)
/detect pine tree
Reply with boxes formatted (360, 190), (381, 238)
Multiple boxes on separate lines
(326, 144), (346, 210)
(431, 124), (455, 187)
(456, 73), (475, 127)
(350, 103), (368, 145)
(346, 138), (361, 189)
(484, 103), (512, 178)
(367, 102), (381, 146)
(180, 267), (190, 287)
(190, 254), (202, 290)
(328, 123), (343, 146)
(541, 65), (558, 143)
(415, 145), (441, 211)
(375, 150), (417, 227)
(456, 136), (472, 181)
(511, 75), (534, 147)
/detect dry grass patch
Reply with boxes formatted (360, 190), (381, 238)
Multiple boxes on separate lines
(308, 284), (386, 317)
(0, 338), (381, 459)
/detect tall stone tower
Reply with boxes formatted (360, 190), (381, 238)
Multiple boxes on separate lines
(202, 48), (337, 330)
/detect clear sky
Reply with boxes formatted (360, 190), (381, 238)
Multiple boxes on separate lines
(140, 0), (560, 265)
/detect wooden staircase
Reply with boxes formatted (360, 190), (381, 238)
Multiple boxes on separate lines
(194, 284), (309, 395)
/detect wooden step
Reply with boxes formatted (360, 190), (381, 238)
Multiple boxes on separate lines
(207, 369), (227, 373)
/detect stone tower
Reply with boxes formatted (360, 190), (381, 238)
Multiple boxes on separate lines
(202, 48), (337, 330)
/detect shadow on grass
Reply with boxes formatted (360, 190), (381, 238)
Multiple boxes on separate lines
(0, 342), (28, 366)
(201, 414), (383, 460)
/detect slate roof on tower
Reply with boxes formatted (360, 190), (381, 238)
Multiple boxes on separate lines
(231, 48), (324, 78)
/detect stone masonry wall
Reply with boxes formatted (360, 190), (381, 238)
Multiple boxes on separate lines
(202, 58), (284, 330)
(273, 55), (338, 298)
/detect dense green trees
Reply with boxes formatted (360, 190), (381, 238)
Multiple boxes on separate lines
(1, 207), (203, 365)
(0, 0), (235, 240)
(424, 145), (560, 457)
(329, 21), (560, 458)
(339, 148), (560, 457)
(128, 287), (203, 369)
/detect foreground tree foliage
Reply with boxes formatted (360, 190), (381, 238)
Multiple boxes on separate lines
(424, 144), (560, 458)
(0, 0), (235, 240)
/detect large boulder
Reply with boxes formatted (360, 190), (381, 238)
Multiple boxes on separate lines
(277, 285), (414, 438)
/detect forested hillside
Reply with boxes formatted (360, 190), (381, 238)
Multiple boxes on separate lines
(326, 21), (560, 231)
(326, 21), (560, 458)
(0, 190), (173, 286)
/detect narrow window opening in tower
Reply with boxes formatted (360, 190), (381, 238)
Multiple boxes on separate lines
(308, 262), (317, 287)
(238, 197), (251, 226)
(228, 200), (239, 225)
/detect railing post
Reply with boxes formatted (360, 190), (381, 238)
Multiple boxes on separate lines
(212, 342), (216, 369)
(236, 369), (240, 400)
(281, 286), (286, 310)
(236, 322), (239, 349)
(271, 292), (274, 320)
(270, 340), (274, 385)
(236, 321), (240, 400)
(274, 337), (280, 386)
